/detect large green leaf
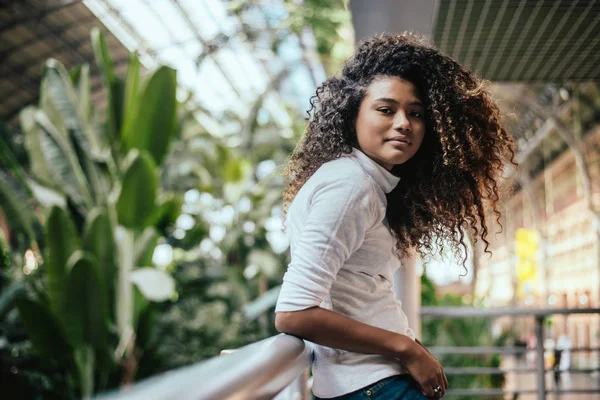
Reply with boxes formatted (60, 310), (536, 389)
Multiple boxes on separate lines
(121, 52), (141, 137)
(41, 59), (102, 162)
(72, 64), (111, 161)
(35, 110), (93, 207)
(71, 134), (105, 206)
(71, 63), (105, 158)
(46, 205), (81, 318)
(74, 345), (95, 399)
(120, 66), (177, 164)
(27, 178), (66, 207)
(83, 208), (116, 321)
(74, 64), (92, 123)
(40, 59), (86, 135)
(20, 106), (54, 187)
(39, 60), (71, 142)
(91, 28), (124, 141)
(40, 60), (107, 205)
(64, 251), (107, 349)
(16, 297), (72, 364)
(91, 28), (116, 85)
(116, 150), (158, 229)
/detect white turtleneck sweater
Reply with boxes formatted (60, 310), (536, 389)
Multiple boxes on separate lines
(275, 148), (416, 399)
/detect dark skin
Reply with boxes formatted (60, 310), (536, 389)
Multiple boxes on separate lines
(275, 307), (448, 398)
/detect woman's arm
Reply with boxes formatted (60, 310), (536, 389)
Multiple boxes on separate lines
(275, 306), (414, 358)
(275, 307), (448, 398)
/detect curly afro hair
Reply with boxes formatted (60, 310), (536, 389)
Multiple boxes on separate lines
(282, 32), (516, 261)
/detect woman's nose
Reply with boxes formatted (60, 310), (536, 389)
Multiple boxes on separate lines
(393, 112), (410, 132)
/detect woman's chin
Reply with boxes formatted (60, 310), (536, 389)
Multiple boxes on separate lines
(386, 153), (412, 166)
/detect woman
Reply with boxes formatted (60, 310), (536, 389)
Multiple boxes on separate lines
(274, 33), (515, 399)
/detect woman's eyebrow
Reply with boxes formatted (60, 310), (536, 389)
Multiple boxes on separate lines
(373, 97), (424, 107)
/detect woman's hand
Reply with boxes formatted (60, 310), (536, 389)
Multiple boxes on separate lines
(399, 340), (448, 398)
(275, 308), (448, 397)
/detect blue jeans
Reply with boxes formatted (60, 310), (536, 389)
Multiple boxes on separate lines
(314, 374), (430, 400)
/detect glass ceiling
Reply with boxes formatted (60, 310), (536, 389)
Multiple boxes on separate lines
(83, 0), (325, 137)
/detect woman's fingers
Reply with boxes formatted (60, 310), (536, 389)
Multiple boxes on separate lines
(419, 385), (434, 398)
(416, 378), (435, 398)
(432, 381), (445, 398)
(425, 376), (443, 398)
(442, 370), (449, 391)
(432, 377), (445, 398)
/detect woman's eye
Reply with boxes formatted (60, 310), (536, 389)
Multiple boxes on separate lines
(378, 108), (392, 114)
(410, 111), (424, 118)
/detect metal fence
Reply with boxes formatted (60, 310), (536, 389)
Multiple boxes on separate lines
(421, 307), (600, 399)
(95, 307), (600, 400)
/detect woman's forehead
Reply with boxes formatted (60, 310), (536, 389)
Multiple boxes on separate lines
(366, 76), (422, 102)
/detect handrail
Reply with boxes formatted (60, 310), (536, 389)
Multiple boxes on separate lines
(94, 334), (310, 400)
(420, 306), (600, 399)
(93, 307), (600, 399)
(421, 306), (600, 318)
(428, 346), (600, 354)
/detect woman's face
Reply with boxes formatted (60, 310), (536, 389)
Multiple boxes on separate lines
(355, 76), (426, 171)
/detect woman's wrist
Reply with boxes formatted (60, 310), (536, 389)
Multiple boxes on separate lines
(391, 333), (417, 360)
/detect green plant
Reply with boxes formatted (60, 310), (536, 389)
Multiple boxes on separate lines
(10, 28), (181, 398)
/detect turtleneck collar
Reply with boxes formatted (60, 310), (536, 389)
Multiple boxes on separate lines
(348, 148), (400, 194)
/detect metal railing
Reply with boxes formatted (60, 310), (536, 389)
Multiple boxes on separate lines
(95, 307), (600, 400)
(421, 307), (600, 399)
(95, 334), (311, 400)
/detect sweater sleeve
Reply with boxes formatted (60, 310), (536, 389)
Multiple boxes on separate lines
(275, 178), (375, 312)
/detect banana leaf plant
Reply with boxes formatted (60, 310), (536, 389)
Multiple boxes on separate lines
(13, 28), (181, 398)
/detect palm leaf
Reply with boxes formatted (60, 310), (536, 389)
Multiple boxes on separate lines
(83, 208), (117, 321)
(116, 150), (158, 230)
(46, 205), (81, 319)
(41, 59), (109, 205)
(20, 106), (55, 187)
(16, 297), (73, 365)
(35, 109), (93, 207)
(91, 28), (124, 142)
(120, 66), (177, 164)
(64, 251), (108, 349)
(121, 52), (141, 137)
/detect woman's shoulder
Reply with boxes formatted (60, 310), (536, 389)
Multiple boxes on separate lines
(304, 156), (376, 200)
(311, 155), (368, 185)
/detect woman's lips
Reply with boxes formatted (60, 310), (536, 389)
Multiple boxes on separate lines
(387, 137), (411, 147)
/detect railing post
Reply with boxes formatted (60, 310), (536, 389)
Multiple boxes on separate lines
(535, 315), (546, 400)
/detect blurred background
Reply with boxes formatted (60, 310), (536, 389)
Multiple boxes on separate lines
(0, 0), (599, 399)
